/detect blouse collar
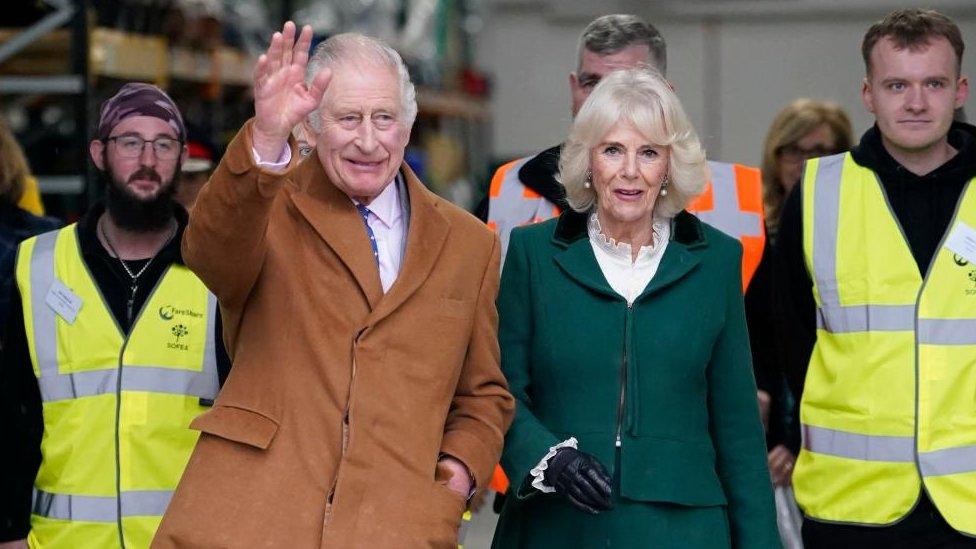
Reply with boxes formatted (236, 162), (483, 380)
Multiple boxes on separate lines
(587, 211), (669, 264)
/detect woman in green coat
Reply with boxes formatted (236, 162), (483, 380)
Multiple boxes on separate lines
(491, 68), (779, 548)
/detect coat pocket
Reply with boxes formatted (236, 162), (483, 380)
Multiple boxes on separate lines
(425, 482), (467, 548)
(189, 404), (279, 449)
(620, 436), (728, 506)
(436, 296), (473, 320)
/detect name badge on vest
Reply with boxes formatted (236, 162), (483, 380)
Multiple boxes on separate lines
(45, 279), (83, 324)
(945, 221), (976, 266)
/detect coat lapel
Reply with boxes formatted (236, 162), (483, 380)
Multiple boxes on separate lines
(638, 242), (700, 298)
(553, 239), (619, 300)
(288, 157), (384, 308)
(551, 212), (619, 300)
(552, 210), (706, 302)
(367, 165), (450, 324)
(636, 211), (705, 300)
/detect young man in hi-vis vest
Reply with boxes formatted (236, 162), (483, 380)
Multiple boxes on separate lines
(777, 9), (976, 547)
(0, 83), (231, 548)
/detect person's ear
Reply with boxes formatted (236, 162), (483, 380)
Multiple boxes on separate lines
(90, 139), (106, 170)
(861, 77), (875, 114)
(569, 71), (581, 98)
(954, 75), (969, 109)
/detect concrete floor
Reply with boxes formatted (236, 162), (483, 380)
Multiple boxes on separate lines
(463, 507), (500, 549)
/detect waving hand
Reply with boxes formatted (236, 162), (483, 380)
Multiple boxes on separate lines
(251, 21), (332, 161)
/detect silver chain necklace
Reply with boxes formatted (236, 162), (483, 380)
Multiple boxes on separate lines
(99, 216), (177, 322)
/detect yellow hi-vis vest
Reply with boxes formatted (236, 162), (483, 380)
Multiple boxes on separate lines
(793, 152), (976, 535)
(15, 225), (219, 549)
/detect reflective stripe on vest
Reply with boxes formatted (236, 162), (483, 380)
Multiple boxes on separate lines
(687, 161), (766, 290)
(487, 156), (561, 267)
(802, 425), (976, 477)
(32, 489), (172, 522)
(27, 230), (220, 403)
(794, 153), (976, 534)
(17, 226), (218, 548)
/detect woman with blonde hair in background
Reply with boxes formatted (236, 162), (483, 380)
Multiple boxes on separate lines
(761, 99), (853, 239)
(0, 117), (60, 331)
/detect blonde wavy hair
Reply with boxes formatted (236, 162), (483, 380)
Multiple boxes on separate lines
(0, 117), (30, 206)
(761, 99), (852, 233)
(558, 67), (706, 219)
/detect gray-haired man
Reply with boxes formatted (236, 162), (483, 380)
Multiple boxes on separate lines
(152, 23), (512, 547)
(480, 14), (666, 266)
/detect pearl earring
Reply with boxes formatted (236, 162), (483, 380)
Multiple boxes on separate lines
(660, 175), (669, 196)
(584, 171), (592, 189)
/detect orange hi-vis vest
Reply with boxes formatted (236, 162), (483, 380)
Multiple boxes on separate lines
(486, 156), (562, 268)
(687, 162), (765, 291)
(484, 156), (765, 494)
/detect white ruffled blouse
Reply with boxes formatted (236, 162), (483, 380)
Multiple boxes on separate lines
(587, 212), (671, 305)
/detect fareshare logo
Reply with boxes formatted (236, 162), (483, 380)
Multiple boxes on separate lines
(159, 305), (204, 321)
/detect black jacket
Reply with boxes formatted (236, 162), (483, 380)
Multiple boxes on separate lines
(0, 203), (232, 541)
(744, 243), (799, 453)
(475, 145), (570, 222)
(0, 204), (62, 332)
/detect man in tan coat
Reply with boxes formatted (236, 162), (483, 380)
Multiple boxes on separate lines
(153, 23), (513, 548)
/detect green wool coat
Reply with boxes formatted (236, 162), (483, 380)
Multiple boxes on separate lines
(492, 211), (779, 548)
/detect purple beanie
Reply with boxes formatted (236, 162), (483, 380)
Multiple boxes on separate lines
(97, 83), (186, 141)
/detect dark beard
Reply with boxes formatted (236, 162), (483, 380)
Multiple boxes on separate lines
(101, 160), (180, 232)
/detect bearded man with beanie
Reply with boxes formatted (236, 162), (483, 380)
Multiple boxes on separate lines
(0, 82), (231, 549)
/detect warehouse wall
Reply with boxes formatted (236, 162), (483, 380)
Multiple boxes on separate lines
(479, 2), (976, 167)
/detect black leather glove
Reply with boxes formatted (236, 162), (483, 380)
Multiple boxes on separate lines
(543, 447), (613, 514)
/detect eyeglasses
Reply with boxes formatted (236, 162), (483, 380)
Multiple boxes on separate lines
(777, 143), (838, 162)
(106, 135), (182, 160)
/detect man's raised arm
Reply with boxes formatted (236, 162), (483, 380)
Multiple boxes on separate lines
(183, 22), (332, 307)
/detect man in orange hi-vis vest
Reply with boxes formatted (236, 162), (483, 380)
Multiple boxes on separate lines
(686, 163), (765, 291)
(477, 14), (768, 509)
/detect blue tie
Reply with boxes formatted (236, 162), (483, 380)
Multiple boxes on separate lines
(356, 203), (380, 267)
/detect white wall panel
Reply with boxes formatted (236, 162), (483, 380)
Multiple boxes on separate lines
(483, 3), (976, 167)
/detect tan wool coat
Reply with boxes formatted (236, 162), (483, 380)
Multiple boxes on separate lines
(152, 121), (514, 548)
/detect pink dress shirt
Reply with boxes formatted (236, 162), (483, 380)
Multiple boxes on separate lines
(254, 146), (405, 293)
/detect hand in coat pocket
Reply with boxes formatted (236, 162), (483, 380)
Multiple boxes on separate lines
(436, 455), (473, 499)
